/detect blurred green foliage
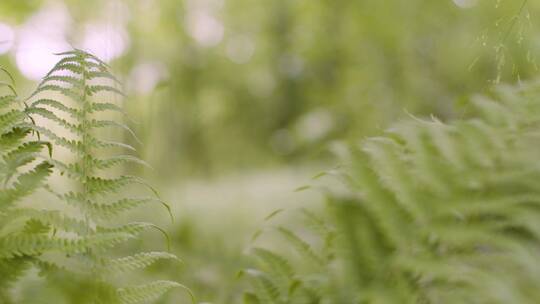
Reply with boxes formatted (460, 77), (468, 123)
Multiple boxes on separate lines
(2, 0), (540, 303)
(0, 1), (42, 21)
(2, 0), (539, 178)
(245, 79), (540, 303)
(125, 0), (539, 177)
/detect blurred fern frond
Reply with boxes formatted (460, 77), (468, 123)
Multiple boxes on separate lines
(242, 209), (339, 304)
(0, 68), (53, 303)
(244, 80), (540, 303)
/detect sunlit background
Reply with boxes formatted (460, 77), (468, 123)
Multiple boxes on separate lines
(1, 0), (539, 302)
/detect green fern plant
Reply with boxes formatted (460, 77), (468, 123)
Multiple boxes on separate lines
(241, 208), (339, 304)
(0, 50), (191, 303)
(244, 80), (540, 303)
(0, 68), (54, 303)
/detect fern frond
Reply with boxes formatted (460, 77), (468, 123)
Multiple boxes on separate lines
(3, 141), (52, 181)
(55, 49), (110, 67)
(0, 73), (57, 297)
(84, 176), (151, 197)
(96, 221), (160, 235)
(0, 256), (33, 295)
(104, 252), (178, 274)
(117, 281), (192, 304)
(0, 162), (52, 211)
(0, 128), (31, 150)
(0, 208), (90, 235)
(87, 120), (141, 143)
(26, 107), (80, 134)
(45, 156), (149, 181)
(0, 110), (26, 134)
(31, 98), (79, 118)
(243, 81), (540, 303)
(277, 227), (324, 266)
(88, 102), (125, 114)
(240, 269), (283, 304)
(39, 75), (84, 89)
(92, 155), (150, 170)
(87, 85), (125, 97)
(20, 123), (136, 153)
(87, 71), (121, 84)
(30, 84), (83, 101)
(244, 208), (340, 303)
(252, 248), (294, 281)
(85, 197), (168, 220)
(0, 232), (133, 258)
(0, 81), (17, 96)
(0, 95), (17, 110)
(334, 81), (540, 302)
(5, 50), (183, 302)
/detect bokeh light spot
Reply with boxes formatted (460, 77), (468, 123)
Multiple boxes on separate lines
(226, 35), (255, 64)
(0, 23), (15, 55)
(453, 0), (478, 8)
(186, 10), (224, 47)
(128, 61), (167, 94)
(81, 23), (130, 62)
(15, 3), (71, 80)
